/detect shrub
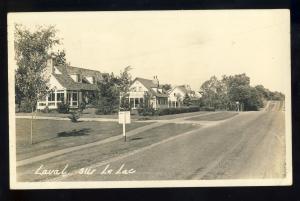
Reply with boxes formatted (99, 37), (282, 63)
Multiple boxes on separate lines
(140, 106), (200, 116)
(19, 101), (33, 113)
(137, 107), (156, 116)
(68, 111), (80, 122)
(57, 102), (70, 114)
(78, 102), (86, 112)
(199, 106), (215, 111)
(96, 106), (111, 115)
(41, 106), (50, 113)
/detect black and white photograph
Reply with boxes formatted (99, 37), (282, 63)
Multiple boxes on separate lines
(8, 10), (292, 189)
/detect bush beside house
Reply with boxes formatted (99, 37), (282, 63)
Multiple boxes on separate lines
(57, 102), (70, 114)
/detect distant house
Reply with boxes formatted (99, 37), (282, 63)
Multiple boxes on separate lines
(168, 85), (200, 107)
(128, 76), (169, 110)
(37, 58), (107, 110)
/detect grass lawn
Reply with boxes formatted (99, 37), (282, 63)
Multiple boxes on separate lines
(16, 109), (208, 120)
(17, 123), (200, 182)
(16, 119), (151, 161)
(187, 112), (238, 121)
(16, 111), (120, 119)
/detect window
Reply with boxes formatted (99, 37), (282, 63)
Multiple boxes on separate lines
(67, 92), (71, 102)
(130, 98), (134, 107)
(67, 91), (78, 106)
(72, 92), (78, 106)
(70, 74), (81, 82)
(48, 92), (55, 101)
(139, 87), (142, 91)
(73, 92), (78, 101)
(57, 92), (64, 102)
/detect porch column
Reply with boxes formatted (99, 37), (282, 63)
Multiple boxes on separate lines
(70, 91), (73, 107)
(46, 94), (49, 107)
(64, 90), (67, 104)
(133, 98), (136, 109)
(78, 91), (82, 106)
(54, 91), (57, 108)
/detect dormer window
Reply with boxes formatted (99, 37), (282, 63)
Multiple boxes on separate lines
(85, 76), (96, 84)
(70, 74), (81, 82)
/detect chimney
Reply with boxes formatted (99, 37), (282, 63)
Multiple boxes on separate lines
(153, 75), (159, 87)
(46, 57), (54, 74)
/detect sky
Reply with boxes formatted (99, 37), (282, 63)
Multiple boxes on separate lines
(8, 10), (290, 93)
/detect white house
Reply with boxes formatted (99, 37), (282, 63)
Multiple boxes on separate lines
(168, 85), (201, 107)
(37, 58), (107, 110)
(128, 76), (169, 110)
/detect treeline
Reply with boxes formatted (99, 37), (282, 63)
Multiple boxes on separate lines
(199, 73), (285, 111)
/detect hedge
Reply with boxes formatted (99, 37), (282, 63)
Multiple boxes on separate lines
(139, 106), (200, 116)
(199, 106), (215, 111)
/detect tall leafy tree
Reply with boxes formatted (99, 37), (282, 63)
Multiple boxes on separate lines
(15, 24), (61, 110)
(118, 66), (133, 110)
(200, 76), (227, 109)
(222, 74), (251, 110)
(14, 24), (62, 144)
(95, 73), (120, 114)
(222, 74), (266, 111)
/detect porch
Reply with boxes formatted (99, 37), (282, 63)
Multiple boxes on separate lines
(37, 90), (96, 110)
(128, 92), (168, 110)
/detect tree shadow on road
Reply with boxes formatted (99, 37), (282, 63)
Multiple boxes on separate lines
(130, 137), (143, 141)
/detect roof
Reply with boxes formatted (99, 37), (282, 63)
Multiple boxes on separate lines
(170, 85), (201, 99)
(133, 77), (169, 98)
(176, 85), (190, 94)
(53, 65), (104, 91)
(67, 66), (107, 78)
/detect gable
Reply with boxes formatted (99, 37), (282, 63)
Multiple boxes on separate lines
(49, 75), (65, 90)
(130, 80), (148, 92)
(169, 87), (186, 96)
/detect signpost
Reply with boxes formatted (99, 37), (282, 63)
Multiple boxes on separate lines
(235, 101), (240, 112)
(119, 111), (131, 141)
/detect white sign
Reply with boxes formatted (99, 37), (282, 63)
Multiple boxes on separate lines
(118, 111), (131, 124)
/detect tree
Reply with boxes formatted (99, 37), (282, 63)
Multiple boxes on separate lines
(161, 84), (172, 92)
(52, 50), (67, 66)
(118, 66), (133, 110)
(95, 73), (120, 114)
(222, 74), (251, 110)
(183, 94), (192, 106)
(94, 66), (133, 112)
(244, 87), (264, 111)
(200, 76), (227, 109)
(15, 24), (61, 109)
(14, 24), (62, 144)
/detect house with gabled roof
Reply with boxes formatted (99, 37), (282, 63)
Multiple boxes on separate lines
(37, 58), (107, 110)
(168, 85), (201, 107)
(128, 76), (169, 109)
